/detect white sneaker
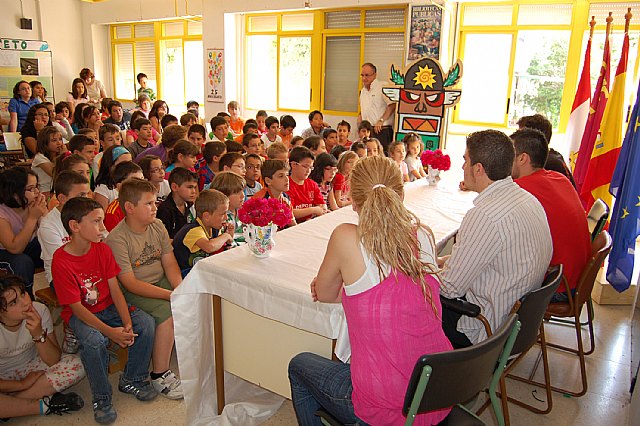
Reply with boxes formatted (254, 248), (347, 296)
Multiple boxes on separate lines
(62, 327), (79, 354)
(151, 370), (184, 400)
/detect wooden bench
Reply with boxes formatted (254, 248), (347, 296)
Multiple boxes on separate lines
(35, 287), (129, 374)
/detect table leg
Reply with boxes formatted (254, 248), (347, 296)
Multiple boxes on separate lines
(213, 295), (225, 415)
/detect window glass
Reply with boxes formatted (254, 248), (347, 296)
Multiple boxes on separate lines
(279, 37), (312, 110)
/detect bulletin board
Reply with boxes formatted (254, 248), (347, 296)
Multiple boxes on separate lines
(0, 38), (54, 114)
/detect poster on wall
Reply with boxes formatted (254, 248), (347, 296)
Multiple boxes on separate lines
(407, 5), (443, 62)
(206, 49), (224, 103)
(0, 39), (53, 102)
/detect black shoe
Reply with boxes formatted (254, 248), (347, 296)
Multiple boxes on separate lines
(43, 392), (84, 415)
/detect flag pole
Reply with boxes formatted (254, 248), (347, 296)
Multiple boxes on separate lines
(590, 15), (596, 39)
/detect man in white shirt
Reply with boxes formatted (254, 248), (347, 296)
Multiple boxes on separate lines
(438, 130), (552, 348)
(358, 62), (396, 154)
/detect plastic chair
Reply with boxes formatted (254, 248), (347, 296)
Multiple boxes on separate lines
(315, 315), (521, 426)
(442, 266), (563, 422)
(541, 231), (612, 397)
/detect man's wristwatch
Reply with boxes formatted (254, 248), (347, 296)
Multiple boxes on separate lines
(32, 329), (47, 343)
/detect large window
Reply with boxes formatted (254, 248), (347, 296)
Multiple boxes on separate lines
(111, 19), (203, 108)
(244, 7), (406, 115)
(245, 13), (313, 112)
(455, 1), (640, 134)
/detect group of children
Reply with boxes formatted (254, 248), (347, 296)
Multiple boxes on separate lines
(0, 95), (432, 424)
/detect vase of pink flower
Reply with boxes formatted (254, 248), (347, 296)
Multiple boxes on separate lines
(238, 197), (292, 258)
(420, 149), (451, 186)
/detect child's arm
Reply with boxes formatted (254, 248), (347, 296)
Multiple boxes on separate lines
(333, 189), (351, 208)
(36, 159), (55, 177)
(403, 172), (410, 183)
(69, 301), (134, 348)
(94, 192), (109, 211)
(194, 233), (233, 254)
(410, 168), (422, 180)
(118, 272), (172, 300)
(418, 165), (427, 178)
(161, 252), (183, 289)
(0, 372), (44, 393)
(327, 189), (339, 211)
(24, 304), (60, 366)
(107, 277), (133, 333)
(293, 206), (325, 219)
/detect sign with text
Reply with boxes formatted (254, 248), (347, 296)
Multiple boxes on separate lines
(206, 49), (224, 103)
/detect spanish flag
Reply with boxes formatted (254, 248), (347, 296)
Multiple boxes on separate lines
(567, 32), (592, 171)
(580, 31), (629, 211)
(574, 33), (611, 194)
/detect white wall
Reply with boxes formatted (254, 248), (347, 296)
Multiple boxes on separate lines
(204, 0), (457, 138)
(1, 0), (85, 103)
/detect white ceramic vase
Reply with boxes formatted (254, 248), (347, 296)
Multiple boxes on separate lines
(244, 223), (277, 258)
(427, 165), (440, 186)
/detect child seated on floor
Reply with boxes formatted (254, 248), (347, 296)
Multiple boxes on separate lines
(302, 136), (327, 157)
(234, 120), (258, 144)
(209, 116), (228, 143)
(260, 116), (282, 149)
(218, 152), (246, 179)
(266, 142), (288, 162)
(172, 189), (234, 275)
(139, 155), (170, 204)
(322, 128), (339, 154)
(187, 124), (206, 166)
(0, 275), (85, 421)
(289, 136), (304, 149)
(403, 133), (426, 181)
(333, 151), (358, 208)
(210, 172), (246, 246)
(243, 153), (263, 198)
(157, 168), (198, 239)
(336, 120), (352, 148)
(164, 140), (198, 179)
(365, 137), (384, 158)
(31, 127), (64, 199)
(69, 134), (98, 190)
(54, 197), (157, 423)
(104, 162), (144, 232)
(350, 141), (367, 159)
(278, 115), (296, 148)
(127, 118), (154, 160)
(37, 171), (90, 295)
(309, 152), (339, 211)
(198, 142), (226, 191)
(105, 179), (184, 401)
(254, 160), (296, 228)
(93, 124), (122, 177)
(288, 146), (328, 223)
(356, 120), (372, 143)
(256, 110), (268, 136)
(388, 141), (410, 183)
(242, 133), (262, 157)
(227, 101), (244, 137)
(94, 146), (133, 211)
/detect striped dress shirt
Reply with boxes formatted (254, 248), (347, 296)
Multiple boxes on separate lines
(440, 177), (552, 344)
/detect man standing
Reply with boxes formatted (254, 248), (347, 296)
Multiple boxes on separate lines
(511, 128), (591, 302)
(438, 130), (552, 348)
(358, 63), (396, 154)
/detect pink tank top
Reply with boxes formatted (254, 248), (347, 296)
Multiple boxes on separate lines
(342, 271), (452, 425)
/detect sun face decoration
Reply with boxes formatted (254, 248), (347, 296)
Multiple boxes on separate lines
(412, 65), (437, 90)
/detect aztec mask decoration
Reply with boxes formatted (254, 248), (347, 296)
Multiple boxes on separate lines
(382, 57), (462, 150)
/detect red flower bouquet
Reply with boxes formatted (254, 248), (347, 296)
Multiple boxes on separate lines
(238, 197), (292, 228)
(420, 149), (451, 171)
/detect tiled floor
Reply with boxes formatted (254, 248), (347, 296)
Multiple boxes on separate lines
(9, 271), (633, 425)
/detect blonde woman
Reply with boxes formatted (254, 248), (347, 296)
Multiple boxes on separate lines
(288, 156), (453, 425)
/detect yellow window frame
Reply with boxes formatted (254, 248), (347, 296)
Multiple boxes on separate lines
(110, 18), (202, 105)
(454, 0), (640, 133)
(244, 6), (406, 116)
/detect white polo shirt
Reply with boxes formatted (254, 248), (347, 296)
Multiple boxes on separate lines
(359, 79), (393, 127)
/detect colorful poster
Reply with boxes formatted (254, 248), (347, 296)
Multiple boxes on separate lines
(407, 5), (443, 62)
(207, 49), (224, 103)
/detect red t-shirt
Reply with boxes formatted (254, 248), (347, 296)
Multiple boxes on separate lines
(515, 169), (591, 292)
(52, 242), (121, 323)
(288, 177), (325, 222)
(104, 199), (124, 232)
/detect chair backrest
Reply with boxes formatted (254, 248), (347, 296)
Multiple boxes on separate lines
(510, 265), (563, 356)
(403, 314), (520, 415)
(587, 199), (609, 241)
(574, 230), (612, 309)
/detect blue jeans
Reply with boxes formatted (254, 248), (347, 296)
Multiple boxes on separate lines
(69, 304), (155, 403)
(288, 352), (368, 426)
(0, 238), (43, 299)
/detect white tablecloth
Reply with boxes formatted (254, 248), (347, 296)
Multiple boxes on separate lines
(171, 179), (476, 425)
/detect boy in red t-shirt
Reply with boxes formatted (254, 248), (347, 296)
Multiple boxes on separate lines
(288, 146), (327, 222)
(104, 162), (144, 232)
(52, 197), (157, 423)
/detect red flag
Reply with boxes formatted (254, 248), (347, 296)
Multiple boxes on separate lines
(566, 36), (592, 171)
(574, 32), (612, 194)
(580, 32), (629, 211)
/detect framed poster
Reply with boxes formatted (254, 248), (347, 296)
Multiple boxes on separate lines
(206, 49), (224, 103)
(407, 5), (443, 62)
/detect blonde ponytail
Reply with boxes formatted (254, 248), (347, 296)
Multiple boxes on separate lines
(350, 156), (439, 315)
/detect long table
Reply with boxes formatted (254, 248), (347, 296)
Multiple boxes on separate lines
(171, 179), (476, 425)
